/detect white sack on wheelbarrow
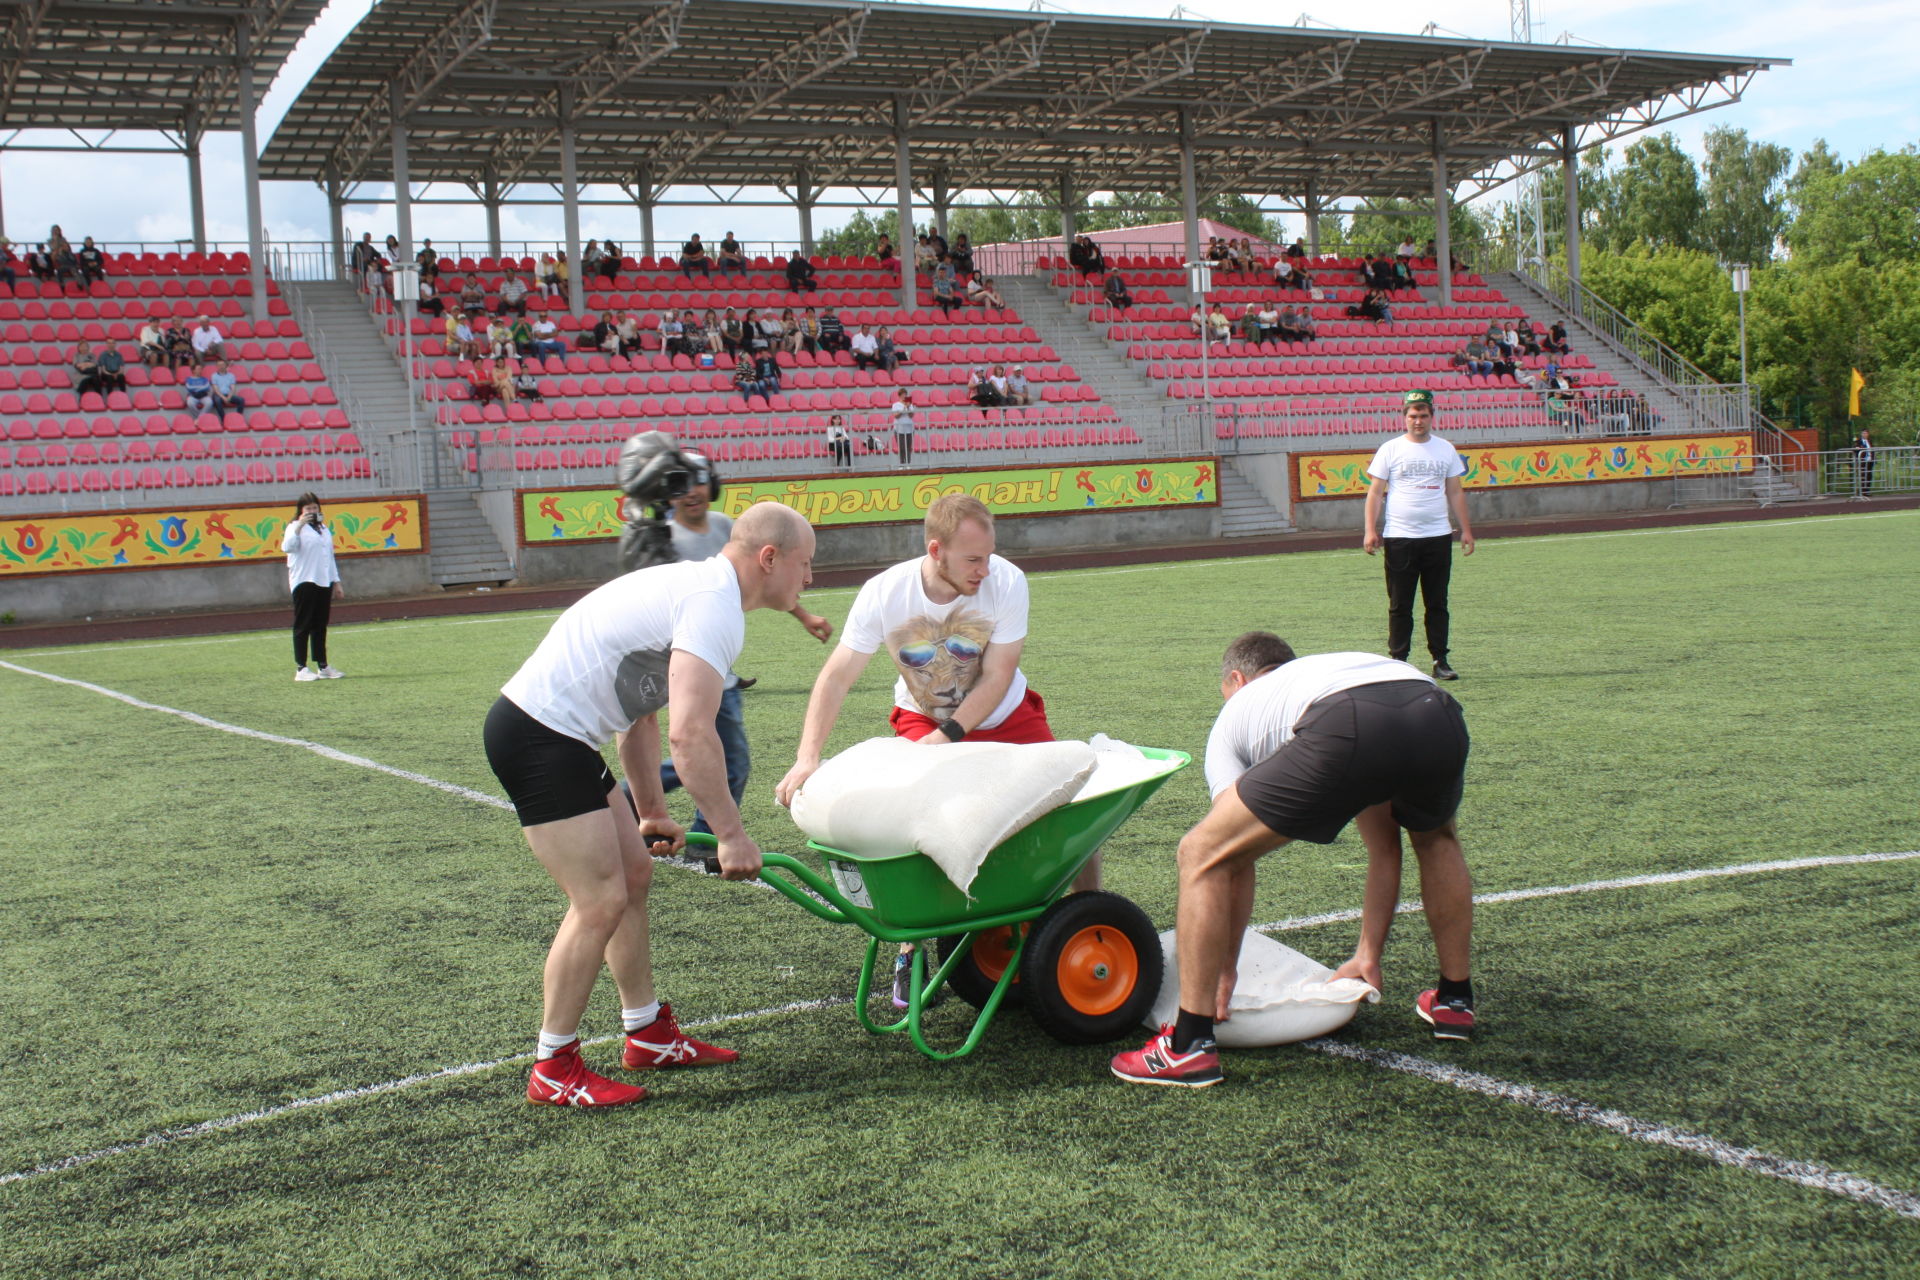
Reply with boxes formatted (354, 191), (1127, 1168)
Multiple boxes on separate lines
(790, 737), (1096, 895)
(1147, 928), (1380, 1047)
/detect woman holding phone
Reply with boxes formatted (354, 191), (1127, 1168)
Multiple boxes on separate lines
(282, 491), (345, 682)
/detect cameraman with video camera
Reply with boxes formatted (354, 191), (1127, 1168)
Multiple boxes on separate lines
(282, 492), (344, 682)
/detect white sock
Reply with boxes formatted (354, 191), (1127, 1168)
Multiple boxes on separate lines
(536, 1028), (578, 1060)
(622, 1001), (661, 1033)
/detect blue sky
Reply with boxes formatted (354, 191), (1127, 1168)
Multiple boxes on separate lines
(1, 0), (1911, 254)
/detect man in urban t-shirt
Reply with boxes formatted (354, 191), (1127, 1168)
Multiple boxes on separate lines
(483, 502), (814, 1107)
(1110, 632), (1474, 1089)
(774, 495), (1085, 1003)
(1363, 389), (1475, 680)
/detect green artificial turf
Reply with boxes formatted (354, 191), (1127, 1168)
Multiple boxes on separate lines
(1, 508), (1916, 1278)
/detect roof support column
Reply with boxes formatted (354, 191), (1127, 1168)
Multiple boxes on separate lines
(324, 165), (346, 283)
(794, 169), (817, 258)
(1431, 122), (1452, 309)
(0, 155), (7, 242)
(1304, 177), (1320, 256)
(483, 169), (502, 260)
(1562, 125), (1582, 296)
(1178, 108), (1202, 303)
(185, 109), (207, 256)
(893, 98), (914, 311)
(634, 166), (655, 259)
(559, 85), (584, 317)
(390, 82), (415, 276)
(1058, 172), (1076, 260)
(237, 30), (267, 325)
(930, 169), (950, 242)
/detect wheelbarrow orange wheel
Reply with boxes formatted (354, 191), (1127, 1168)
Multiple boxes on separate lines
(935, 925), (1027, 1009)
(1020, 891), (1162, 1045)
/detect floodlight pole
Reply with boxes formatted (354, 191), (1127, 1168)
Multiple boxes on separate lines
(1731, 262), (1751, 432)
(1189, 258), (1213, 431)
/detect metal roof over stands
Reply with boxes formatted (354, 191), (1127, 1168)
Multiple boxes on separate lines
(262, 0), (1781, 204)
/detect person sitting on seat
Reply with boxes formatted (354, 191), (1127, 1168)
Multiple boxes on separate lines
(875, 233), (895, 263)
(182, 366), (215, 415)
(598, 240), (622, 283)
(682, 310), (713, 359)
(538, 252), (562, 298)
(969, 274), (1006, 309)
(875, 325), (901, 374)
(1208, 304), (1232, 346)
(734, 351), (771, 407)
(717, 232), (747, 276)
(497, 271), (529, 318)
(469, 359), (501, 405)
(137, 314), (169, 365)
(785, 252), (818, 294)
(207, 359), (242, 414)
(950, 233), (975, 277)
(1349, 289), (1393, 324)
(1080, 236), (1107, 278)
(753, 350), (783, 398)
(969, 365), (1002, 414)
(757, 308), (787, 352)
(70, 341), (104, 396)
(658, 310), (688, 358)
(512, 367), (543, 401)
(1005, 364), (1032, 406)
(162, 319), (195, 369)
(795, 306), (822, 354)
(1513, 318), (1541, 357)
(818, 306), (847, 354)
(1103, 272), (1134, 312)
(680, 234), (712, 278)
(417, 274), (446, 318)
(1460, 339), (1494, 378)
(1238, 304), (1264, 347)
(508, 316), (535, 356)
(1542, 320), (1570, 355)
(850, 323), (881, 371)
(1256, 301), (1282, 346)
(77, 237), (107, 285)
(932, 254), (960, 314)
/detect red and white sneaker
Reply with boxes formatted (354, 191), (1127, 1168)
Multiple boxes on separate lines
(527, 1041), (648, 1107)
(1416, 989), (1475, 1041)
(622, 1002), (740, 1071)
(1109, 1026), (1223, 1088)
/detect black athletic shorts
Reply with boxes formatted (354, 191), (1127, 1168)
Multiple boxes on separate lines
(1235, 680), (1468, 844)
(483, 695), (616, 828)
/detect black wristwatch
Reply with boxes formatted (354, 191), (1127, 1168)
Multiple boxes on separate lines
(938, 718), (967, 743)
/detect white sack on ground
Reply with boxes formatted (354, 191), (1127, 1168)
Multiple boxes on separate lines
(1147, 928), (1380, 1048)
(790, 737), (1096, 894)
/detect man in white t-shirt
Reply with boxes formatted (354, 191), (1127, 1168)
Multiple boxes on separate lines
(1363, 389), (1475, 680)
(1111, 632), (1474, 1089)
(484, 501), (815, 1108)
(775, 495), (1081, 1002)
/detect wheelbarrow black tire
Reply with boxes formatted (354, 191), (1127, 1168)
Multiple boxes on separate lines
(1020, 891), (1162, 1045)
(935, 926), (1027, 1009)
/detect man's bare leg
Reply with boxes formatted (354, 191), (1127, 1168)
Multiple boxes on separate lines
(1071, 850), (1101, 894)
(1332, 802), (1406, 991)
(1174, 788), (1291, 1022)
(1409, 820), (1471, 981)
(600, 811), (657, 1010)
(523, 803), (633, 1039)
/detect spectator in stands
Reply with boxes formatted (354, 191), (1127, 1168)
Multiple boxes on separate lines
(417, 274), (446, 318)
(487, 316), (514, 360)
(538, 252), (561, 297)
(969, 366), (1002, 414)
(615, 311), (642, 355)
(914, 234), (936, 273)
(1271, 254), (1295, 291)
(1189, 305), (1207, 343)
(818, 305), (847, 354)
(598, 240), (622, 283)
(1103, 272), (1134, 312)
(687, 309), (717, 357)
(850, 322), (880, 371)
(875, 233), (895, 263)
(720, 307), (746, 356)
(48, 225), (77, 287)
(0, 237), (17, 289)
(1350, 289), (1393, 325)
(1396, 237), (1417, 268)
(932, 253), (960, 314)
(552, 250), (569, 296)
(1074, 235), (1105, 279)
(988, 364), (1012, 406)
(581, 240), (604, 279)
(352, 232), (380, 287)
(384, 234), (400, 264)
(796, 306), (822, 353)
(69, 341), (103, 396)
(190, 315), (227, 365)
(1632, 393), (1662, 434)
(1207, 236), (1229, 267)
(717, 232), (747, 276)
(509, 315), (535, 356)
(93, 342), (126, 396)
(734, 350), (770, 407)
(785, 251), (818, 294)
(25, 242), (52, 283)
(826, 413), (851, 468)
(454, 314), (482, 362)
(1238, 304), (1264, 347)
(1256, 302), (1281, 346)
(1208, 304), (1232, 347)
(680, 234), (712, 278)
(513, 366), (542, 401)
(891, 389), (916, 464)
(753, 350), (783, 398)
(1511, 319), (1539, 357)
(1543, 320), (1570, 355)
(469, 359), (501, 406)
(589, 311), (618, 356)
(875, 325), (900, 375)
(137, 314), (169, 365)
(758, 308), (787, 352)
(162, 318), (194, 369)
(1544, 389), (1577, 431)
(1006, 364), (1031, 406)
(659, 310), (689, 357)
(780, 308), (807, 356)
(1460, 339), (1494, 379)
(1288, 238), (1309, 262)
(209, 359), (242, 415)
(77, 237), (107, 285)
(951, 233), (975, 278)
(1281, 304), (1313, 345)
(416, 239), (440, 282)
(928, 227), (949, 259)
(530, 315), (565, 360)
(497, 270), (529, 317)
(459, 275), (487, 315)
(740, 308), (766, 354)
(969, 274), (1006, 308)
(183, 365), (215, 415)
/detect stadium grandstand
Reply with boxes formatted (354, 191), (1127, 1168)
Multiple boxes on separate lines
(0, 0), (1788, 601)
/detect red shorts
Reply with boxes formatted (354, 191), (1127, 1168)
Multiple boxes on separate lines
(890, 688), (1054, 745)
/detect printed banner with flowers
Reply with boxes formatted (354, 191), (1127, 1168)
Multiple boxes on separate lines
(520, 460), (1217, 541)
(0, 499), (425, 577)
(1295, 434), (1755, 499)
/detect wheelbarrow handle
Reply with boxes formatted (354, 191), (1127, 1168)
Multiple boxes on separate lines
(757, 852), (858, 925)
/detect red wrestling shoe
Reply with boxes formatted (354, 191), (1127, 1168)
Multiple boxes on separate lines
(527, 1041), (648, 1107)
(622, 1003), (741, 1070)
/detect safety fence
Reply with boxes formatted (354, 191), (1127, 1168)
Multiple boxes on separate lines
(1670, 446), (1918, 507)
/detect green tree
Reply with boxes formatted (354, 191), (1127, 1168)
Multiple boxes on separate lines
(1784, 138), (1843, 223)
(811, 208), (906, 258)
(1606, 132), (1703, 252)
(1783, 147), (1920, 269)
(1078, 190), (1280, 240)
(1344, 197), (1495, 257)
(1701, 126), (1792, 265)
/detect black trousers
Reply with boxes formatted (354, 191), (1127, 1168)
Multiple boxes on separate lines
(895, 432), (913, 463)
(1383, 535), (1453, 663)
(829, 437), (851, 467)
(292, 582), (333, 668)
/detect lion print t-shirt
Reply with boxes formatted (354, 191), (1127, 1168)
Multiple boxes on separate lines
(840, 554), (1030, 729)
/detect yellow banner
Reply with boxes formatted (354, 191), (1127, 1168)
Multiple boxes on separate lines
(0, 499), (425, 577)
(520, 460), (1218, 542)
(1295, 434), (1754, 499)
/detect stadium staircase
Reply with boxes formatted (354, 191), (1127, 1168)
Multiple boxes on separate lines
(994, 275), (1166, 436)
(1490, 271), (1698, 433)
(1217, 459), (1294, 536)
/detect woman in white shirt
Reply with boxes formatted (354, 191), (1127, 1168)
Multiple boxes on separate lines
(825, 412), (851, 468)
(281, 491), (344, 682)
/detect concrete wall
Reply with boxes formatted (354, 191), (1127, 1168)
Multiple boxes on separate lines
(3, 553), (434, 625)
(1293, 478), (1669, 531)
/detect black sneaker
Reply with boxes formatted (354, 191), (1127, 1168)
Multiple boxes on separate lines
(1432, 661), (1460, 681)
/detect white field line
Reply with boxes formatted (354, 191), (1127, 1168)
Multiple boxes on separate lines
(16, 508), (1912, 660)
(1252, 850), (1920, 934)
(0, 997), (852, 1189)
(1302, 1039), (1920, 1221)
(0, 658), (741, 883)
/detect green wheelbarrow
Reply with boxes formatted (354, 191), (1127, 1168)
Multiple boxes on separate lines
(750, 746), (1190, 1060)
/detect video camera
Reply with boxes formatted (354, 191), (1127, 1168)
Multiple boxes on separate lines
(615, 431), (721, 573)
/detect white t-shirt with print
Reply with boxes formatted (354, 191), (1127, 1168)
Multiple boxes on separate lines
(1204, 652), (1432, 798)
(501, 557), (744, 747)
(840, 554), (1030, 729)
(1367, 434), (1466, 539)
(668, 511), (740, 691)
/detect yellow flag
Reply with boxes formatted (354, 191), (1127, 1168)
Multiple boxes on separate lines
(1849, 368), (1866, 418)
